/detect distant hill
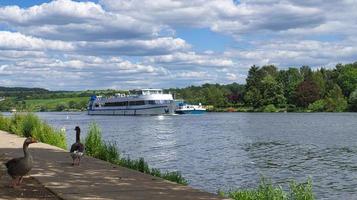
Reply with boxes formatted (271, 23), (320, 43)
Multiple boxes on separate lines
(0, 86), (49, 92)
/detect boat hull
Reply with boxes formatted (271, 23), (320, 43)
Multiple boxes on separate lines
(175, 109), (206, 114)
(88, 105), (174, 116)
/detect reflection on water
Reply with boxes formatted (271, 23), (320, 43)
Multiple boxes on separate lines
(3, 112), (357, 199)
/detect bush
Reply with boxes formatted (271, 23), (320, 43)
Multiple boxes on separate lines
(263, 104), (277, 112)
(84, 123), (188, 185)
(308, 100), (326, 112)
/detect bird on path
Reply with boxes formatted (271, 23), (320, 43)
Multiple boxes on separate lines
(5, 137), (37, 187)
(70, 126), (85, 166)
(0, 153), (6, 178)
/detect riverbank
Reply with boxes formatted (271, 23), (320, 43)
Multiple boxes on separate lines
(0, 130), (226, 200)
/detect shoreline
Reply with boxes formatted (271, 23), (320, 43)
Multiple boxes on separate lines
(0, 130), (226, 200)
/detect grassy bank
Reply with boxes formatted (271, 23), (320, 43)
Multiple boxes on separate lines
(0, 113), (67, 149)
(219, 178), (314, 200)
(25, 97), (88, 111)
(84, 123), (188, 185)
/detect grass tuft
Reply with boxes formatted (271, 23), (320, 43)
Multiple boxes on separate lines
(0, 113), (67, 149)
(220, 177), (314, 200)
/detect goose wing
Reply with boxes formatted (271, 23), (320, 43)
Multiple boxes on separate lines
(70, 142), (85, 153)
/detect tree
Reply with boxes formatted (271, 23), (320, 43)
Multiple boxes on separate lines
(246, 65), (261, 89)
(336, 63), (357, 96)
(204, 86), (227, 108)
(300, 65), (313, 80)
(294, 80), (320, 107)
(277, 68), (303, 104)
(324, 84), (347, 112)
(260, 65), (278, 78)
(311, 70), (326, 97)
(349, 88), (357, 111)
(260, 75), (286, 107)
(244, 87), (262, 108)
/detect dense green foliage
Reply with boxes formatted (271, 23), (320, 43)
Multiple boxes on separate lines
(171, 62), (356, 112)
(0, 113), (67, 149)
(84, 123), (188, 185)
(1, 62), (356, 112)
(219, 178), (314, 200)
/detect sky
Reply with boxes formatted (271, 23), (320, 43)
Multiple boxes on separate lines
(0, 0), (356, 90)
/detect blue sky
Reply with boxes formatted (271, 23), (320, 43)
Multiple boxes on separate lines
(0, 0), (356, 90)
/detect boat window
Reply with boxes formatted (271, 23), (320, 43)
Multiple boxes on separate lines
(129, 101), (145, 106)
(104, 101), (128, 107)
(147, 100), (156, 105)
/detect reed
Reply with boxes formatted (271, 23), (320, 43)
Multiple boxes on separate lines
(0, 113), (67, 149)
(84, 123), (188, 185)
(219, 178), (314, 200)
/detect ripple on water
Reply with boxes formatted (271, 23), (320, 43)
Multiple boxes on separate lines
(21, 112), (357, 199)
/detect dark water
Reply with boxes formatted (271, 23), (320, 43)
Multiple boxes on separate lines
(6, 112), (357, 199)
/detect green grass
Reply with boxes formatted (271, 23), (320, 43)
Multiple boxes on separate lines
(25, 97), (88, 111)
(85, 123), (188, 185)
(219, 178), (314, 200)
(0, 113), (67, 149)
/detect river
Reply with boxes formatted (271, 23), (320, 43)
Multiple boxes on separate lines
(5, 112), (357, 199)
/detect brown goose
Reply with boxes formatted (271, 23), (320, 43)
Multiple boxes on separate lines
(70, 126), (84, 166)
(5, 137), (37, 187)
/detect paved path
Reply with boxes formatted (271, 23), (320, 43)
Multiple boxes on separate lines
(0, 131), (227, 200)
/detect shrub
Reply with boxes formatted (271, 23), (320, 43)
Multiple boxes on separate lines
(263, 104), (277, 112)
(308, 100), (326, 112)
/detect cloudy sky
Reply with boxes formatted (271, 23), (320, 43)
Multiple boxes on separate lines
(0, 0), (356, 90)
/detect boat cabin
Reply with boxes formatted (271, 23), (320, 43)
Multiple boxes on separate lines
(130, 89), (164, 96)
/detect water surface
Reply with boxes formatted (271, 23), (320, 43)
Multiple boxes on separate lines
(5, 112), (357, 199)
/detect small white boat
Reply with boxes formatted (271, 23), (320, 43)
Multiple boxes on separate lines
(175, 101), (206, 114)
(87, 89), (175, 115)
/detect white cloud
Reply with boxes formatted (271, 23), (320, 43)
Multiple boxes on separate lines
(1, 0), (357, 90)
(0, 31), (74, 51)
(146, 52), (234, 68)
(0, 0), (161, 40)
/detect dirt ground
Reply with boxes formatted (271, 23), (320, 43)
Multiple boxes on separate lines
(0, 175), (60, 200)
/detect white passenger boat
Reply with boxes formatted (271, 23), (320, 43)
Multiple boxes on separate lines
(175, 100), (206, 114)
(87, 89), (175, 115)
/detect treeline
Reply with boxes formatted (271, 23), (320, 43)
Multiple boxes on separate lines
(170, 62), (357, 112)
(0, 87), (121, 100)
(0, 62), (356, 112)
(0, 89), (126, 112)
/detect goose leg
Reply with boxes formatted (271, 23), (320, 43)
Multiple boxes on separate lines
(17, 176), (23, 185)
(9, 177), (19, 188)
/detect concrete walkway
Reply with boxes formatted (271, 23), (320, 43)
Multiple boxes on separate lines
(0, 131), (227, 200)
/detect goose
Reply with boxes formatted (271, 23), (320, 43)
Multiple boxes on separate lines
(70, 126), (84, 166)
(0, 153), (6, 178)
(5, 137), (37, 187)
